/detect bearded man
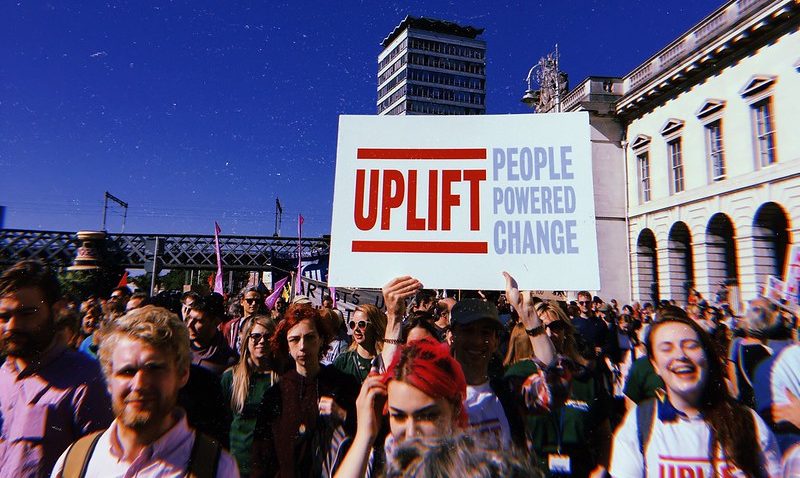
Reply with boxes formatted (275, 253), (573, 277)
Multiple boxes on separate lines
(0, 260), (112, 478)
(51, 305), (238, 477)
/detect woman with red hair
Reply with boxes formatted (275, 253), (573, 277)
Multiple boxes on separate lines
(333, 336), (468, 477)
(250, 304), (359, 478)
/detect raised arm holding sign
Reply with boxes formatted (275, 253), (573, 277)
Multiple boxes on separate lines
(380, 276), (422, 368)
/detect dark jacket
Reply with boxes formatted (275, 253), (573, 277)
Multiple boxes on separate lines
(250, 365), (359, 478)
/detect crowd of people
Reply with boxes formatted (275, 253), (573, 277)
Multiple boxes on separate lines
(1, 258), (800, 477)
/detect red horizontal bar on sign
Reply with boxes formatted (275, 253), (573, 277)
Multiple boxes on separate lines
(352, 240), (488, 254)
(357, 148), (486, 160)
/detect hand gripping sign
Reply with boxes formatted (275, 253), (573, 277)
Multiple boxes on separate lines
(329, 114), (600, 291)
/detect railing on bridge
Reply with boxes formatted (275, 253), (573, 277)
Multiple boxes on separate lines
(0, 229), (330, 270)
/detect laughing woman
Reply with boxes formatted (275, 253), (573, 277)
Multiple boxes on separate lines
(334, 304), (387, 383)
(610, 313), (781, 478)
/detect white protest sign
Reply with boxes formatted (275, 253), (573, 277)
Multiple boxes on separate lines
(329, 114), (599, 291)
(764, 275), (785, 304)
(783, 244), (800, 306)
(299, 275), (384, 321)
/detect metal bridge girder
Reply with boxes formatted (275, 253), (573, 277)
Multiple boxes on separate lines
(0, 229), (330, 271)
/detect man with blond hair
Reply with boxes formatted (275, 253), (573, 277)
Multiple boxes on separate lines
(51, 305), (238, 477)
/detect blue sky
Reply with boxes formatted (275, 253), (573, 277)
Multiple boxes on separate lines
(1, 0), (723, 237)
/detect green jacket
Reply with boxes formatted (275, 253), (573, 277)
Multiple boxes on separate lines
(221, 368), (274, 477)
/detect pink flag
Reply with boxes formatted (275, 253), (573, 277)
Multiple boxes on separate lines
(266, 276), (290, 310)
(329, 287), (337, 307)
(213, 222), (224, 294)
(294, 214), (304, 294)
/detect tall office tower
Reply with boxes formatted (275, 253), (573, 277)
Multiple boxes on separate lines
(377, 16), (486, 115)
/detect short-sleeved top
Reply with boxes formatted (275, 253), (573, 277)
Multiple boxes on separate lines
(769, 344), (800, 407)
(333, 349), (373, 384)
(609, 399), (781, 478)
(77, 335), (99, 359)
(464, 381), (512, 449)
(221, 369), (274, 478)
(623, 356), (664, 404)
(768, 344), (800, 452)
(505, 359), (610, 478)
(729, 340), (772, 408)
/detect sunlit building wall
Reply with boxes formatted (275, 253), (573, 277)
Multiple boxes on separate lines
(566, 0), (800, 309)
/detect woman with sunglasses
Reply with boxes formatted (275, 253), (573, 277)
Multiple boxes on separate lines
(504, 297), (613, 478)
(222, 314), (279, 478)
(610, 312), (780, 478)
(334, 304), (387, 384)
(223, 286), (265, 352)
(251, 304), (359, 478)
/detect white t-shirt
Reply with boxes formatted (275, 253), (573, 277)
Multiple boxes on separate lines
(770, 344), (800, 407)
(464, 381), (511, 449)
(610, 401), (781, 478)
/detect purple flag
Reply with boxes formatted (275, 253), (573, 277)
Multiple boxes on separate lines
(213, 222), (224, 294)
(294, 214), (304, 294)
(266, 276), (289, 310)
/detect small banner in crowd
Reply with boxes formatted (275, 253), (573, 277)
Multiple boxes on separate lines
(299, 275), (383, 322)
(783, 244), (800, 307)
(329, 114), (599, 291)
(764, 275), (786, 304)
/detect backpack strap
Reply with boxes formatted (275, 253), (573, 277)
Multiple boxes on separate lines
(636, 398), (657, 456)
(187, 432), (222, 478)
(62, 430), (103, 478)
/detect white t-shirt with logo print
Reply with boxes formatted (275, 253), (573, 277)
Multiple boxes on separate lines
(464, 381), (511, 449)
(610, 400), (781, 478)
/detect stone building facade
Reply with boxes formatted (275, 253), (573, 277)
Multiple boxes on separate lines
(563, 0), (799, 310)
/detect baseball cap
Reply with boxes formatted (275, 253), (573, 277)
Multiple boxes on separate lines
(291, 294), (312, 305)
(450, 298), (502, 329)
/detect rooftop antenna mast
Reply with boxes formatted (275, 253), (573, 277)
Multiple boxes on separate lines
(521, 44), (568, 113)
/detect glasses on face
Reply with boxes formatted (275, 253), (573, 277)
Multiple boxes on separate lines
(249, 332), (268, 343)
(0, 306), (40, 322)
(578, 301), (591, 306)
(109, 294), (122, 300)
(244, 298), (260, 305)
(348, 320), (369, 330)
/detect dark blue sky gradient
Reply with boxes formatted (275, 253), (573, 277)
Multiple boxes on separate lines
(1, 1), (722, 237)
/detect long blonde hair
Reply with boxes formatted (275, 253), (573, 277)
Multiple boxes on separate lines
(503, 322), (533, 367)
(230, 314), (277, 414)
(348, 304), (387, 354)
